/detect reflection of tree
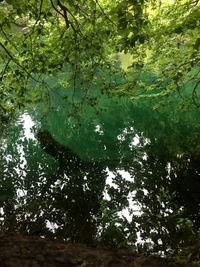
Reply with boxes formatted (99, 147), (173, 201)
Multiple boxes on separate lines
(0, 179), (17, 232)
(0, 127), (109, 245)
(0, 138), (19, 233)
(0, 100), (200, 255)
(170, 154), (200, 228)
(130, 141), (200, 254)
(37, 130), (108, 244)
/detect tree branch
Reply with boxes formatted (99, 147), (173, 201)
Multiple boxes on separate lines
(50, 0), (69, 29)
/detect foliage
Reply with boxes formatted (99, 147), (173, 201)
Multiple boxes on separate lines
(0, 0), (200, 263)
(1, 0), (199, 120)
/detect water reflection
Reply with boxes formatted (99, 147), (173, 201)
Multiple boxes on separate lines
(0, 100), (200, 253)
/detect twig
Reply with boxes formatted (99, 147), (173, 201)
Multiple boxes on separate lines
(23, 0), (44, 42)
(0, 41), (38, 83)
(94, 0), (117, 26)
(0, 26), (20, 52)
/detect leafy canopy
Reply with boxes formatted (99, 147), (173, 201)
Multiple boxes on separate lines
(0, 0), (200, 262)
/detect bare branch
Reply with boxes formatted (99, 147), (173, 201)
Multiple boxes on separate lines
(57, 0), (70, 29)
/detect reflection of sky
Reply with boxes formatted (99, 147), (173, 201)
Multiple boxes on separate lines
(21, 114), (35, 140)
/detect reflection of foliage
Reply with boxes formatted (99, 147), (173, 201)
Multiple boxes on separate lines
(131, 150), (200, 256)
(36, 130), (108, 244)
(0, 123), (109, 245)
(99, 199), (136, 249)
(0, 0), (200, 262)
(0, 95), (200, 260)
